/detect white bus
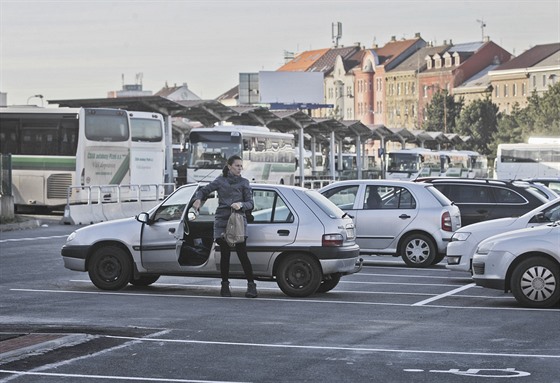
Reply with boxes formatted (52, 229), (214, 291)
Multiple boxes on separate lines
(0, 107), (131, 210)
(439, 150), (488, 178)
(386, 148), (442, 180)
(128, 111), (166, 199)
(495, 143), (560, 180)
(185, 125), (296, 184)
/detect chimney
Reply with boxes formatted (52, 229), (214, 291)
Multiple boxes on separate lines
(391, 36), (396, 42)
(415, 32), (421, 38)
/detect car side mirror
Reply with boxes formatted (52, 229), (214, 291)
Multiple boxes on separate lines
(529, 212), (547, 223)
(136, 212), (150, 224)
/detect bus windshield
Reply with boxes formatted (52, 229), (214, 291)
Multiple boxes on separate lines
(84, 109), (129, 142)
(188, 131), (238, 169)
(388, 153), (419, 172)
(131, 118), (163, 142)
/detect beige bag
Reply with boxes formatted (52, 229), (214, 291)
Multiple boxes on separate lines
(225, 209), (245, 246)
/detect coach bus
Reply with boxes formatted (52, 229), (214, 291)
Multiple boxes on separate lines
(185, 125), (296, 184)
(495, 143), (560, 180)
(128, 111), (166, 199)
(385, 148), (442, 180)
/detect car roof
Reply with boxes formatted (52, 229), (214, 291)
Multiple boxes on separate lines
(319, 179), (431, 188)
(416, 177), (514, 186)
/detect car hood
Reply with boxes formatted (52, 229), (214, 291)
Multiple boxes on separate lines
(71, 216), (140, 241)
(457, 217), (517, 233)
(479, 223), (557, 246)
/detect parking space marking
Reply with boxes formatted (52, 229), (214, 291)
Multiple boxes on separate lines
(0, 235), (67, 243)
(11, 287), (560, 312)
(102, 334), (560, 360)
(356, 272), (471, 280)
(0, 370), (245, 382)
(412, 283), (477, 306)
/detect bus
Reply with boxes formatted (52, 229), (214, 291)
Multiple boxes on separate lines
(386, 148), (442, 180)
(494, 143), (560, 180)
(0, 107), (167, 211)
(185, 125), (296, 184)
(128, 111), (166, 199)
(439, 150), (488, 178)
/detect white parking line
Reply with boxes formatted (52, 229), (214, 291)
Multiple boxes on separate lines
(11, 287), (560, 312)
(412, 283), (477, 306)
(0, 370), (243, 383)
(0, 235), (67, 243)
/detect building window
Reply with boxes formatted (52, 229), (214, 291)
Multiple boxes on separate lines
(522, 83), (526, 96)
(495, 84), (499, 97)
(513, 83), (517, 97)
(532, 75), (537, 87)
(504, 84), (509, 97)
(423, 85), (428, 98)
(543, 75), (546, 87)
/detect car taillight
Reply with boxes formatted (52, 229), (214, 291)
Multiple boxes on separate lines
(322, 234), (343, 247)
(441, 211), (452, 232)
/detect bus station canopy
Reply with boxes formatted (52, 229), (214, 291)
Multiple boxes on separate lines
(48, 96), (470, 147)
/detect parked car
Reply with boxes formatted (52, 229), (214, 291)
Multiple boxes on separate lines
(416, 178), (549, 226)
(319, 180), (461, 268)
(61, 183), (362, 297)
(519, 178), (560, 196)
(447, 198), (560, 272)
(472, 222), (560, 308)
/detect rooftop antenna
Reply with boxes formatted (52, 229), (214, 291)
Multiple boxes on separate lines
(476, 18), (486, 41)
(332, 22), (342, 48)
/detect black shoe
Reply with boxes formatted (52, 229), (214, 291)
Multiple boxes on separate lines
(221, 281), (231, 297)
(245, 282), (257, 298)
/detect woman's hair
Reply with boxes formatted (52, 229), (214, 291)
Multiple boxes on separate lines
(222, 155), (243, 177)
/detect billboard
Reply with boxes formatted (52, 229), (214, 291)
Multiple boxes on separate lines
(258, 71), (324, 105)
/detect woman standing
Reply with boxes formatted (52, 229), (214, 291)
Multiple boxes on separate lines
(192, 155), (257, 298)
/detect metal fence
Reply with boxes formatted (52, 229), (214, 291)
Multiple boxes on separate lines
(0, 154), (12, 196)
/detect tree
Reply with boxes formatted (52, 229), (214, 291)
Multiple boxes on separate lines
(523, 82), (560, 137)
(455, 97), (499, 156)
(422, 90), (463, 133)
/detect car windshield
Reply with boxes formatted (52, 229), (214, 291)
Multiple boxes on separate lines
(305, 189), (346, 219)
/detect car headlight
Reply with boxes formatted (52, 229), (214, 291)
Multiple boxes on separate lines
(476, 241), (495, 255)
(66, 232), (76, 242)
(451, 232), (471, 241)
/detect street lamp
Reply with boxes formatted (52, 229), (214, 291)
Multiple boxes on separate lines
(27, 94), (44, 107)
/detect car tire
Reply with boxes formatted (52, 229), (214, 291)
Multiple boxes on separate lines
(431, 253), (446, 265)
(511, 256), (560, 308)
(276, 253), (322, 297)
(316, 273), (341, 293)
(400, 233), (436, 268)
(88, 246), (132, 290)
(130, 275), (160, 287)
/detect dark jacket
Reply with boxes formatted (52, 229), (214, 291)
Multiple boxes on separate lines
(194, 173), (254, 239)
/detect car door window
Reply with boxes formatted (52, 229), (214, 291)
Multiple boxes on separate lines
(252, 189), (293, 223)
(364, 186), (382, 209)
(382, 186), (416, 209)
(493, 187), (527, 204)
(447, 185), (492, 203)
(321, 185), (359, 210)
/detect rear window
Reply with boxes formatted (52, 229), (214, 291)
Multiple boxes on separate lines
(426, 185), (453, 206)
(305, 190), (346, 219)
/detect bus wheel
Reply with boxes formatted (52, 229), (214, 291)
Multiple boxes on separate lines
(276, 254), (322, 297)
(88, 246), (132, 290)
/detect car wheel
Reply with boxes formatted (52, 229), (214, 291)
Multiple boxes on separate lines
(130, 275), (160, 287)
(276, 253), (322, 297)
(511, 256), (560, 308)
(88, 246), (132, 290)
(400, 233), (436, 268)
(316, 273), (341, 293)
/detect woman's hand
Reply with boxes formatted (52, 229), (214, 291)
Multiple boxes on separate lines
(193, 199), (201, 211)
(231, 202), (243, 210)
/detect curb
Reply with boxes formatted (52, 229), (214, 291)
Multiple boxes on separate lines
(0, 333), (91, 363)
(0, 216), (61, 232)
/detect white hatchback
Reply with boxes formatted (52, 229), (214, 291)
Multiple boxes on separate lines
(447, 198), (560, 272)
(320, 180), (461, 267)
(472, 223), (560, 308)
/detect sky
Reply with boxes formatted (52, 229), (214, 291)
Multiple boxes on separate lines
(1, 0), (559, 106)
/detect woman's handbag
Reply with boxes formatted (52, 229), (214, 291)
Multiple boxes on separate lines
(224, 209), (245, 246)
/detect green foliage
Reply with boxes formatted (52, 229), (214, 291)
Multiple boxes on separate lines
(455, 97), (499, 156)
(422, 90), (463, 133)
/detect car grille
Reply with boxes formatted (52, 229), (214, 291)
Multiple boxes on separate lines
(472, 262), (485, 275)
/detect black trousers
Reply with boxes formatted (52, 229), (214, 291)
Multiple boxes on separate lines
(216, 238), (254, 283)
